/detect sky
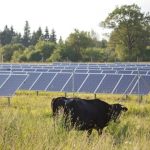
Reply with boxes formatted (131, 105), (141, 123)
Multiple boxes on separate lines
(0, 0), (149, 40)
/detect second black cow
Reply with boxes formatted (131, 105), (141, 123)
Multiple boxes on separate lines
(51, 97), (128, 136)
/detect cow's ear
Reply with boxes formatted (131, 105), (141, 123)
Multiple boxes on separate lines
(121, 105), (128, 112)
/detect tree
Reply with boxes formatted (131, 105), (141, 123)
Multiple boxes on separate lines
(35, 40), (56, 61)
(101, 4), (150, 61)
(0, 25), (14, 45)
(22, 21), (31, 47)
(31, 27), (43, 45)
(44, 26), (50, 41)
(0, 43), (25, 61)
(50, 29), (57, 43)
(58, 36), (64, 45)
(11, 33), (22, 44)
(82, 48), (105, 62)
(65, 29), (94, 61)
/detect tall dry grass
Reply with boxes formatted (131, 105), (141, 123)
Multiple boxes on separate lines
(0, 92), (150, 150)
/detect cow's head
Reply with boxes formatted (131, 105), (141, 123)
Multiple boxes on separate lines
(110, 104), (128, 122)
(51, 97), (68, 117)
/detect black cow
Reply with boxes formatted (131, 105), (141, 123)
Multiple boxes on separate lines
(51, 97), (128, 136)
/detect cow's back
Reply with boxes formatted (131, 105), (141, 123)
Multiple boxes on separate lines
(64, 99), (111, 130)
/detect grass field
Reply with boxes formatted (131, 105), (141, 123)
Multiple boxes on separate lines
(0, 91), (150, 150)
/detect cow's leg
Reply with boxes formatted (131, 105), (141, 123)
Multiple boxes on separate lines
(97, 129), (102, 136)
(64, 115), (71, 132)
(87, 129), (92, 137)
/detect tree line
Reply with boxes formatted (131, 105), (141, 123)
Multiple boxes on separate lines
(0, 4), (150, 63)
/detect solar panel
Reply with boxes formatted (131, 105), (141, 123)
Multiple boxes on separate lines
(101, 67), (112, 70)
(54, 66), (65, 69)
(131, 75), (150, 95)
(48, 69), (61, 72)
(61, 69), (73, 73)
(88, 67), (99, 69)
(102, 70), (116, 74)
(0, 68), (11, 71)
(132, 71), (148, 75)
(0, 74), (27, 97)
(78, 74), (105, 93)
(0, 62), (150, 95)
(46, 73), (72, 91)
(12, 72), (26, 74)
(30, 73), (56, 91)
(112, 67), (124, 71)
(112, 75), (135, 94)
(88, 70), (102, 73)
(62, 73), (88, 92)
(11, 68), (23, 71)
(23, 68), (35, 72)
(75, 69), (88, 73)
(96, 74), (122, 93)
(11, 65), (21, 69)
(0, 74), (9, 87)
(118, 70), (132, 74)
(0, 71), (11, 74)
(35, 68), (48, 72)
(124, 76), (138, 94)
(19, 73), (41, 90)
(125, 67), (137, 70)
(64, 66), (76, 70)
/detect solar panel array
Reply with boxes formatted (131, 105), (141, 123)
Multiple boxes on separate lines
(0, 62), (150, 97)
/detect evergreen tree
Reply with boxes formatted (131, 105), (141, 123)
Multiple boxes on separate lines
(0, 25), (14, 45)
(58, 36), (64, 45)
(44, 26), (50, 41)
(31, 27), (43, 45)
(11, 33), (22, 44)
(22, 21), (31, 47)
(50, 29), (57, 43)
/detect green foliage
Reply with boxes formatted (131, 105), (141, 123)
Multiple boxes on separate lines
(82, 47), (105, 62)
(101, 4), (150, 61)
(11, 50), (27, 62)
(0, 44), (25, 62)
(48, 49), (62, 62)
(65, 29), (94, 61)
(35, 40), (56, 61)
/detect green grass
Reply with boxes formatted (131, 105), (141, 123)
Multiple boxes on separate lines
(0, 92), (150, 150)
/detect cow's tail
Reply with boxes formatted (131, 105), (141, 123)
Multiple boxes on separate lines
(51, 98), (56, 117)
(51, 98), (56, 133)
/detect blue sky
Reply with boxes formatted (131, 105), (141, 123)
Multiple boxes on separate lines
(0, 0), (149, 40)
